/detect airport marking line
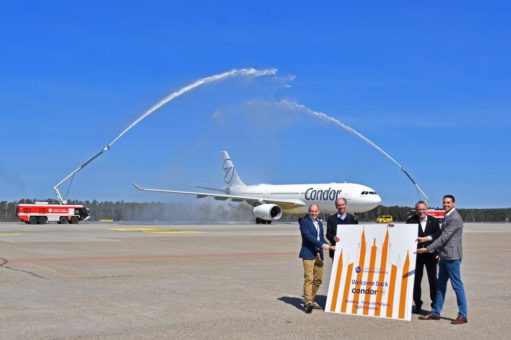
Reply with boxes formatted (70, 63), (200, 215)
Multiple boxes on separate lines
(109, 228), (203, 234)
(0, 233), (21, 236)
(7, 251), (296, 264)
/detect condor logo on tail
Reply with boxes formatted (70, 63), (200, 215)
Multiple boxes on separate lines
(223, 159), (234, 184)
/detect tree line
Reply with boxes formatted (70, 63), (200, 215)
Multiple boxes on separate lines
(1, 199), (510, 223)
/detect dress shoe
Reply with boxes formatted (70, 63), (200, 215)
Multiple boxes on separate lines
(312, 302), (322, 310)
(304, 303), (313, 314)
(419, 313), (440, 320)
(451, 316), (468, 324)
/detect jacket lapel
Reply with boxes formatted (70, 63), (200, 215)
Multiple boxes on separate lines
(423, 217), (430, 234)
(307, 216), (318, 239)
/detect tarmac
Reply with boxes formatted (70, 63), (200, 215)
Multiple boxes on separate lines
(0, 221), (510, 339)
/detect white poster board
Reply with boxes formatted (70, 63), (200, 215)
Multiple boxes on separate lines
(325, 224), (417, 321)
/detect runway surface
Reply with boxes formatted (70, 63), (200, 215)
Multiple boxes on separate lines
(1, 222), (510, 339)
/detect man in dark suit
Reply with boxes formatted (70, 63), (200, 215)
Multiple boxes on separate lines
(418, 195), (468, 324)
(299, 203), (333, 313)
(326, 198), (358, 259)
(406, 200), (441, 314)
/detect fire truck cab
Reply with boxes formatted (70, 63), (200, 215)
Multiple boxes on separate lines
(16, 202), (90, 224)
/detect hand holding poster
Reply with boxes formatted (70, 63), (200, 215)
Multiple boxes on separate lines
(325, 224), (417, 321)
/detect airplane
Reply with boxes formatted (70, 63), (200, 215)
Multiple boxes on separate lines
(132, 151), (382, 224)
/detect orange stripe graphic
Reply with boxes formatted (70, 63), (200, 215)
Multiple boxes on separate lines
(398, 252), (410, 319)
(363, 239), (378, 315)
(329, 250), (344, 312)
(374, 230), (389, 317)
(386, 264), (397, 318)
(341, 263), (354, 313)
(351, 230), (366, 314)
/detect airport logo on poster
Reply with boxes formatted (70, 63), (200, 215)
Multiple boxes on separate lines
(325, 224), (417, 321)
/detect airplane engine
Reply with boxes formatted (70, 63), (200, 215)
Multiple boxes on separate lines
(252, 204), (282, 221)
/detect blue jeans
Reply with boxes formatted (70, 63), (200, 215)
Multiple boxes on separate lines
(432, 259), (467, 317)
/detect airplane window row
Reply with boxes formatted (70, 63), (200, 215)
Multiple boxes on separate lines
(361, 191), (378, 195)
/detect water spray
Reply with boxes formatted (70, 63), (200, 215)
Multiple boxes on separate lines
(53, 68), (277, 204)
(281, 100), (429, 202)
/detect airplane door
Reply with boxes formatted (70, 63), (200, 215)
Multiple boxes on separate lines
(343, 191), (351, 201)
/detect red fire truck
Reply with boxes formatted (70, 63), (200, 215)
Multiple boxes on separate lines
(426, 209), (446, 220)
(16, 202), (90, 224)
(405, 209), (445, 222)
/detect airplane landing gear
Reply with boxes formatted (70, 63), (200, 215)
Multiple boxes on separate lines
(255, 218), (272, 225)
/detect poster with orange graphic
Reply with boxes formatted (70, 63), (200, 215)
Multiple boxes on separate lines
(325, 224), (417, 321)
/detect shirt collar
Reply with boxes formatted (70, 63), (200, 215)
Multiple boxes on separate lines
(446, 208), (456, 217)
(337, 212), (347, 219)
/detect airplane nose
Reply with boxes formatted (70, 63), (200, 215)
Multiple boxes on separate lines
(374, 194), (382, 205)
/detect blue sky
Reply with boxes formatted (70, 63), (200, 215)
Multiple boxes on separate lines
(1, 1), (510, 208)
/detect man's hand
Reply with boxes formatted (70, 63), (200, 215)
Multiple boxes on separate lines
(334, 236), (340, 242)
(416, 236), (429, 243)
(322, 243), (331, 250)
(415, 247), (428, 254)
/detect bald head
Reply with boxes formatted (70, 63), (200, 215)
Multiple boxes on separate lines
(308, 203), (320, 220)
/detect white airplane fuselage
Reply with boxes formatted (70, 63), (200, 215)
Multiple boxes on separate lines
(228, 182), (381, 214)
(133, 151), (382, 223)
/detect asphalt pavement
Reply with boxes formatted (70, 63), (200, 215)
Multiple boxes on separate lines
(0, 222), (509, 339)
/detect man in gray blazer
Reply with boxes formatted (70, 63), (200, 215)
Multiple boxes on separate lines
(417, 195), (468, 324)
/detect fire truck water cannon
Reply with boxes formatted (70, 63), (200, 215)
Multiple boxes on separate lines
(15, 146), (110, 224)
(15, 69), (278, 224)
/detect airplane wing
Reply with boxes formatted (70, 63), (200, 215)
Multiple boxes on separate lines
(131, 182), (306, 209)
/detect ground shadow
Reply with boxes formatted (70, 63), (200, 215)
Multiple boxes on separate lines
(315, 294), (327, 307)
(278, 295), (328, 311)
(418, 308), (455, 321)
(277, 296), (303, 311)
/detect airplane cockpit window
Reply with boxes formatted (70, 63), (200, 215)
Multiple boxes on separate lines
(361, 191), (378, 195)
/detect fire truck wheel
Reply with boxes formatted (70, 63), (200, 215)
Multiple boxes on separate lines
(38, 216), (48, 224)
(29, 216), (38, 224)
(59, 216), (68, 224)
(70, 216), (79, 224)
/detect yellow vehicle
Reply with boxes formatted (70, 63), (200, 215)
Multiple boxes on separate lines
(376, 215), (393, 223)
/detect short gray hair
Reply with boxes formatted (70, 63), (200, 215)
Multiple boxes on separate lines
(335, 198), (347, 206)
(415, 200), (428, 208)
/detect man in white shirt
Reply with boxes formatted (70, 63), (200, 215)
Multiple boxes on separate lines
(406, 200), (441, 314)
(298, 204), (334, 313)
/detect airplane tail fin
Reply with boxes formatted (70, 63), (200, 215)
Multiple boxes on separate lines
(221, 151), (245, 187)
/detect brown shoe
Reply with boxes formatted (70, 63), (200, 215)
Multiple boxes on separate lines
(419, 313), (440, 320)
(304, 303), (313, 314)
(451, 316), (468, 324)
